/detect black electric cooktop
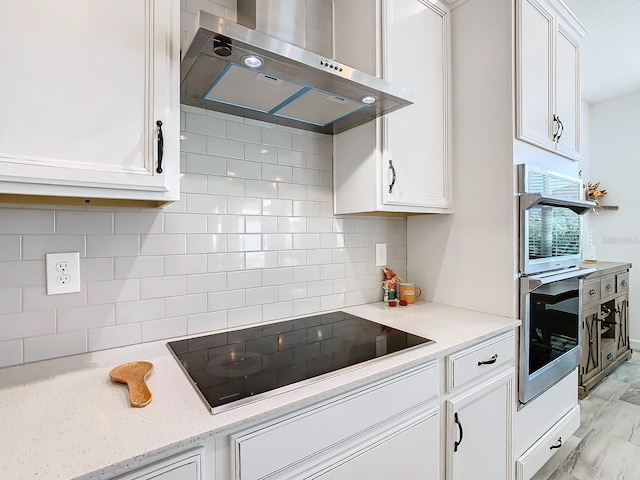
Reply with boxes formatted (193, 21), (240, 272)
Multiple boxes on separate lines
(167, 311), (433, 413)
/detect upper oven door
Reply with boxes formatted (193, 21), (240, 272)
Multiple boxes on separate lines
(518, 164), (595, 275)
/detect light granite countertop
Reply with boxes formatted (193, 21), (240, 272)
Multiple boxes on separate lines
(0, 301), (519, 480)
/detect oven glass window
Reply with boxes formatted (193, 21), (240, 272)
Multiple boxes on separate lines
(528, 205), (580, 260)
(528, 278), (580, 374)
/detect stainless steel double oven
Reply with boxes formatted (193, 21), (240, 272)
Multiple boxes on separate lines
(517, 164), (595, 406)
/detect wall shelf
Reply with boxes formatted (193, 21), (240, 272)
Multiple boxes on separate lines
(595, 205), (619, 211)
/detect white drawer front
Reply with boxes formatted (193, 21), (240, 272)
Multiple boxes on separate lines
(516, 405), (580, 480)
(447, 332), (515, 392)
(231, 361), (438, 480)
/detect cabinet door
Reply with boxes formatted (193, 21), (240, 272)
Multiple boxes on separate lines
(516, 0), (555, 150)
(315, 408), (439, 480)
(553, 20), (581, 159)
(446, 368), (513, 480)
(383, 0), (451, 209)
(0, 0), (179, 205)
(114, 449), (202, 480)
(615, 294), (629, 356)
(581, 305), (601, 382)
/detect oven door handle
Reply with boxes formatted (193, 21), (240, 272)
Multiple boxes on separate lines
(521, 267), (596, 295)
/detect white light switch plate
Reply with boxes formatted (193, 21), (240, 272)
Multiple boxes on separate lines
(46, 252), (81, 295)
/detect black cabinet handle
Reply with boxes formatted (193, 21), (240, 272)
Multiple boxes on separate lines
(454, 412), (464, 452)
(156, 120), (164, 174)
(550, 437), (562, 450)
(478, 354), (498, 366)
(388, 160), (396, 194)
(607, 352), (614, 361)
(552, 114), (564, 141)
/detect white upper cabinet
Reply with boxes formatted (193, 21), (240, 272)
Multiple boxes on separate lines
(516, 0), (585, 160)
(333, 0), (452, 214)
(0, 0), (180, 207)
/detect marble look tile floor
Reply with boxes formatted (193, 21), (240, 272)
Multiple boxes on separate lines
(533, 352), (640, 480)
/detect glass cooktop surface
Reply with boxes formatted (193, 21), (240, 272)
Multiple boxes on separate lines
(167, 311), (433, 413)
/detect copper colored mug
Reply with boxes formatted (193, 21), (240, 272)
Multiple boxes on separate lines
(399, 283), (422, 304)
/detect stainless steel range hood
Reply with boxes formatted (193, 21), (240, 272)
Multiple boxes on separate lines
(180, 9), (414, 135)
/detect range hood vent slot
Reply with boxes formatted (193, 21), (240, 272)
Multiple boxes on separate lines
(180, 10), (414, 135)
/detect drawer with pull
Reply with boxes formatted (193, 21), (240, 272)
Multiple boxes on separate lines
(446, 331), (515, 392)
(583, 279), (601, 305)
(617, 272), (630, 294)
(600, 275), (616, 298)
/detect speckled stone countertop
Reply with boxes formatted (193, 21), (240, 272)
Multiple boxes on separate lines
(0, 301), (519, 480)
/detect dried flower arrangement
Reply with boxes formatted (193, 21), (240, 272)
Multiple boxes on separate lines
(586, 182), (607, 206)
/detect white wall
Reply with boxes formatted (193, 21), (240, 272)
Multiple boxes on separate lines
(0, 0), (406, 368)
(588, 91), (640, 346)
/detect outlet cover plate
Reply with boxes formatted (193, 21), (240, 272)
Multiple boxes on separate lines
(46, 252), (81, 295)
(375, 243), (387, 267)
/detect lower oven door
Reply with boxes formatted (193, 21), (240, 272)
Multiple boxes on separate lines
(519, 268), (595, 405)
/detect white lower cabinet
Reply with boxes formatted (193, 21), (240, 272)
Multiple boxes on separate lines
(229, 362), (439, 479)
(113, 449), (203, 480)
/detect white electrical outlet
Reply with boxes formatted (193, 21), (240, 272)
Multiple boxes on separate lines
(46, 252), (81, 295)
(375, 243), (387, 267)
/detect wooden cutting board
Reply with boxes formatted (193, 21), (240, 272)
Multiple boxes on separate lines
(109, 361), (153, 407)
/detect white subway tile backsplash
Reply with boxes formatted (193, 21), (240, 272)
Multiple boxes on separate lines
(262, 129), (292, 149)
(246, 216), (277, 234)
(293, 201), (321, 218)
(262, 164), (293, 183)
(87, 279), (141, 305)
(262, 267), (293, 286)
(22, 286), (86, 312)
(227, 270), (262, 290)
(293, 234), (320, 250)
(165, 294), (207, 317)
(141, 317), (187, 342)
(1, 84), (408, 365)
(0, 208), (54, 234)
(22, 235), (86, 260)
(263, 234), (293, 251)
(0, 235), (20, 261)
(246, 286), (278, 306)
(208, 252), (245, 272)
(245, 143), (278, 164)
(0, 288), (20, 314)
(58, 304), (115, 332)
(0, 339), (22, 368)
(227, 197), (262, 215)
(245, 251), (278, 270)
(227, 234), (262, 252)
(88, 324), (141, 351)
(227, 121), (261, 143)
(114, 212), (163, 234)
(140, 234), (186, 256)
(186, 272), (227, 294)
(227, 158), (262, 180)
(87, 235), (139, 257)
(115, 256), (164, 279)
(228, 306), (262, 328)
(207, 136), (244, 159)
(208, 289), (245, 312)
(277, 183), (307, 201)
(56, 211), (113, 234)
(0, 311), (55, 341)
(165, 254), (207, 275)
(164, 213), (207, 233)
(24, 330), (87, 363)
(116, 299), (165, 324)
(187, 311), (227, 335)
(262, 199), (292, 216)
(185, 112), (225, 137)
(277, 250), (307, 267)
(81, 258), (114, 282)
(140, 276), (187, 300)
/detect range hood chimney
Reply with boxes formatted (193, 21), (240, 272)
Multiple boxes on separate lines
(180, 1), (414, 135)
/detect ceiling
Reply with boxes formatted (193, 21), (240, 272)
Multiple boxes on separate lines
(554, 0), (640, 104)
